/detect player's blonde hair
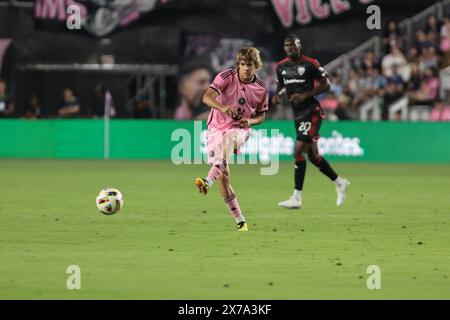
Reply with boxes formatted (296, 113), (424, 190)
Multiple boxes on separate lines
(235, 47), (263, 70)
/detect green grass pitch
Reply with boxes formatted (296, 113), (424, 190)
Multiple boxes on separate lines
(0, 159), (449, 299)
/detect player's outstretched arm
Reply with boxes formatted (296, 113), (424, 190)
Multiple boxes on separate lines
(202, 87), (236, 117)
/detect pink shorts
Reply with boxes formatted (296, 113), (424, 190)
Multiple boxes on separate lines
(206, 127), (251, 164)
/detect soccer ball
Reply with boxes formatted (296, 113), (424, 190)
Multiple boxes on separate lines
(96, 188), (124, 215)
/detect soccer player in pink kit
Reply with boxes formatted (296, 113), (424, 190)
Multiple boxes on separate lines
(194, 47), (268, 232)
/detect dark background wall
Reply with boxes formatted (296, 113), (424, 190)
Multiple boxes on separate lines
(1, 0), (439, 64)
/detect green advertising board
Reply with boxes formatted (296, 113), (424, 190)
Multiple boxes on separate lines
(0, 119), (449, 163)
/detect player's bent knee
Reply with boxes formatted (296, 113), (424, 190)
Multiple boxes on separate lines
(308, 155), (322, 166)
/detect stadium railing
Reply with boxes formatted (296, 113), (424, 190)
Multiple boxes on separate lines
(324, 36), (381, 84)
(325, 0), (450, 121)
(439, 65), (450, 98)
(409, 105), (431, 121)
(359, 96), (382, 121)
(325, 0), (450, 79)
(387, 64), (450, 122)
(399, 0), (450, 49)
(0, 0), (33, 8)
(17, 63), (178, 119)
(388, 96), (409, 121)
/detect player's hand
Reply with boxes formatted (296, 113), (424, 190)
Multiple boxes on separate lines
(238, 118), (251, 128)
(289, 93), (308, 104)
(221, 105), (237, 117)
(272, 94), (280, 106)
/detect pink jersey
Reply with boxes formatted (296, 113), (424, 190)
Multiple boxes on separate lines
(206, 68), (268, 131)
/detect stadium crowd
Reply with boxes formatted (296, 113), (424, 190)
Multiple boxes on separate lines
(319, 14), (450, 121)
(1, 15), (450, 121)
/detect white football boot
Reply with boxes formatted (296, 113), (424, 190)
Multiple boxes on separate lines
(278, 196), (301, 209)
(335, 178), (350, 206)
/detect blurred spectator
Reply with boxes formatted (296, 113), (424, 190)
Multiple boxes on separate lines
(408, 62), (422, 92)
(335, 104), (352, 120)
(23, 94), (42, 119)
(348, 68), (366, 108)
(419, 47), (439, 72)
(440, 17), (450, 51)
(174, 64), (211, 120)
(337, 88), (354, 119)
(0, 79), (14, 117)
(382, 46), (410, 81)
(440, 17), (450, 66)
(133, 99), (151, 118)
(415, 30), (429, 51)
(386, 64), (405, 89)
(329, 72), (343, 97)
(408, 67), (439, 106)
(58, 88), (80, 117)
(363, 50), (380, 70)
(383, 20), (403, 53)
(364, 66), (386, 97)
(321, 92), (339, 113)
(90, 83), (116, 118)
(407, 46), (420, 64)
(426, 31), (439, 50)
(380, 64), (406, 120)
(381, 80), (403, 120)
(320, 91), (352, 121)
(424, 15), (441, 35)
(430, 100), (450, 121)
(90, 83), (106, 117)
(353, 50), (380, 71)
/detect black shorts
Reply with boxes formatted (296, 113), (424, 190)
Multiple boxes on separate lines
(294, 105), (324, 143)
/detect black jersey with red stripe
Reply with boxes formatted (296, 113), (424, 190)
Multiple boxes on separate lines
(276, 54), (327, 118)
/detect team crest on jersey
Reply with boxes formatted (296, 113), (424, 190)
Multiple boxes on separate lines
(238, 97), (246, 105)
(232, 107), (244, 120)
(297, 66), (305, 76)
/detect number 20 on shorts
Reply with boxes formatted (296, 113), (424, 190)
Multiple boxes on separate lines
(298, 121), (311, 134)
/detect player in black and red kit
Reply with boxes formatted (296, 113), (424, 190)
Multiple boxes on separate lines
(273, 34), (350, 209)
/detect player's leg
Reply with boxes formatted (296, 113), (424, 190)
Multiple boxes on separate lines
(278, 139), (310, 209)
(195, 128), (227, 194)
(307, 140), (350, 206)
(222, 129), (248, 230)
(217, 165), (247, 231)
(307, 140), (338, 180)
(195, 129), (248, 231)
(204, 129), (242, 187)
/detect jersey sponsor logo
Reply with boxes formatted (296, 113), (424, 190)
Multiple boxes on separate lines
(283, 78), (306, 84)
(297, 66), (305, 76)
